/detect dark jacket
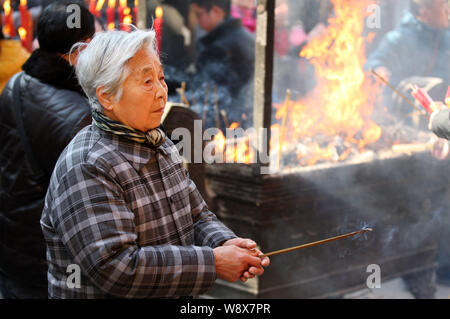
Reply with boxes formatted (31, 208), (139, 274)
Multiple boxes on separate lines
(366, 12), (450, 87)
(196, 17), (255, 97)
(0, 49), (91, 292)
(431, 109), (450, 140)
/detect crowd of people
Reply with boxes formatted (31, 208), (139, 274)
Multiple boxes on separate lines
(0, 0), (448, 299)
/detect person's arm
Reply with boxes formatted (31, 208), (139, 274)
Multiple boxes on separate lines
(184, 169), (237, 248)
(50, 163), (219, 298)
(184, 170), (270, 282)
(365, 30), (405, 78)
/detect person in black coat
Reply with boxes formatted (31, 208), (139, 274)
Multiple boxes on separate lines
(191, 0), (255, 98)
(0, 2), (94, 299)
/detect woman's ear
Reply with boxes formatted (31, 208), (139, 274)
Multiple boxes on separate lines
(96, 86), (115, 111)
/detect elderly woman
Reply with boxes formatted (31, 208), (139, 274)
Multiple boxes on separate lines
(40, 28), (269, 299)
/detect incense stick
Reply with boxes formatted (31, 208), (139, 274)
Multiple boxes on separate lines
(220, 109), (230, 129)
(370, 69), (426, 115)
(214, 85), (221, 129)
(278, 89), (291, 168)
(178, 81), (190, 107)
(260, 228), (373, 257)
(202, 83), (210, 122)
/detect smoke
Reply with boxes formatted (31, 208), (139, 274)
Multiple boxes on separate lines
(165, 63), (254, 130)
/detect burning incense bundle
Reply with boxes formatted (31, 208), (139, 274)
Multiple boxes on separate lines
(260, 228), (373, 257)
(410, 85), (434, 114)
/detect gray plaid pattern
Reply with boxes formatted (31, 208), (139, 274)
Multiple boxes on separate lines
(41, 125), (236, 299)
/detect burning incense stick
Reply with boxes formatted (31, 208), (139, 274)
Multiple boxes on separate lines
(214, 85), (221, 129)
(260, 228), (373, 257)
(177, 82), (190, 107)
(370, 69), (426, 115)
(202, 83), (210, 122)
(278, 89), (292, 168)
(220, 109), (230, 129)
(445, 86), (450, 106)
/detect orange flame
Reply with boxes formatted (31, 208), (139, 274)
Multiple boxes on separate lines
(212, 123), (255, 164)
(20, 0), (27, 6)
(272, 0), (382, 167)
(108, 0), (116, 9)
(120, 0), (127, 8)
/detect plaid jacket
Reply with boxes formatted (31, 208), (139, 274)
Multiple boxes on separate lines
(40, 124), (236, 299)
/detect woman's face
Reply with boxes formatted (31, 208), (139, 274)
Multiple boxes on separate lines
(105, 48), (168, 132)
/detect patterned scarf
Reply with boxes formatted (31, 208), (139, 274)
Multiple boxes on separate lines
(92, 110), (166, 149)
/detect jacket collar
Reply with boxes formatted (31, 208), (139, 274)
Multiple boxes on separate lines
(200, 17), (242, 46)
(22, 49), (85, 96)
(92, 124), (178, 172)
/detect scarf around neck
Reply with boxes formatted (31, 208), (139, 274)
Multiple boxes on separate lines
(92, 110), (166, 149)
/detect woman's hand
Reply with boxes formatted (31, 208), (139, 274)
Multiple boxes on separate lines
(222, 238), (271, 282)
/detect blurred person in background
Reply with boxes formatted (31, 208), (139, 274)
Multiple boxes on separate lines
(0, 1), (94, 298)
(191, 0), (254, 99)
(0, 19), (29, 92)
(366, 0), (449, 95)
(231, 0), (256, 33)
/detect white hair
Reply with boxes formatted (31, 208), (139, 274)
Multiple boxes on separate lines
(72, 28), (158, 112)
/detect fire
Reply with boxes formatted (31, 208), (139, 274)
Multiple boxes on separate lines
(272, 0), (383, 167)
(212, 123), (255, 164)
(20, 0), (27, 6)
(108, 0), (116, 9)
